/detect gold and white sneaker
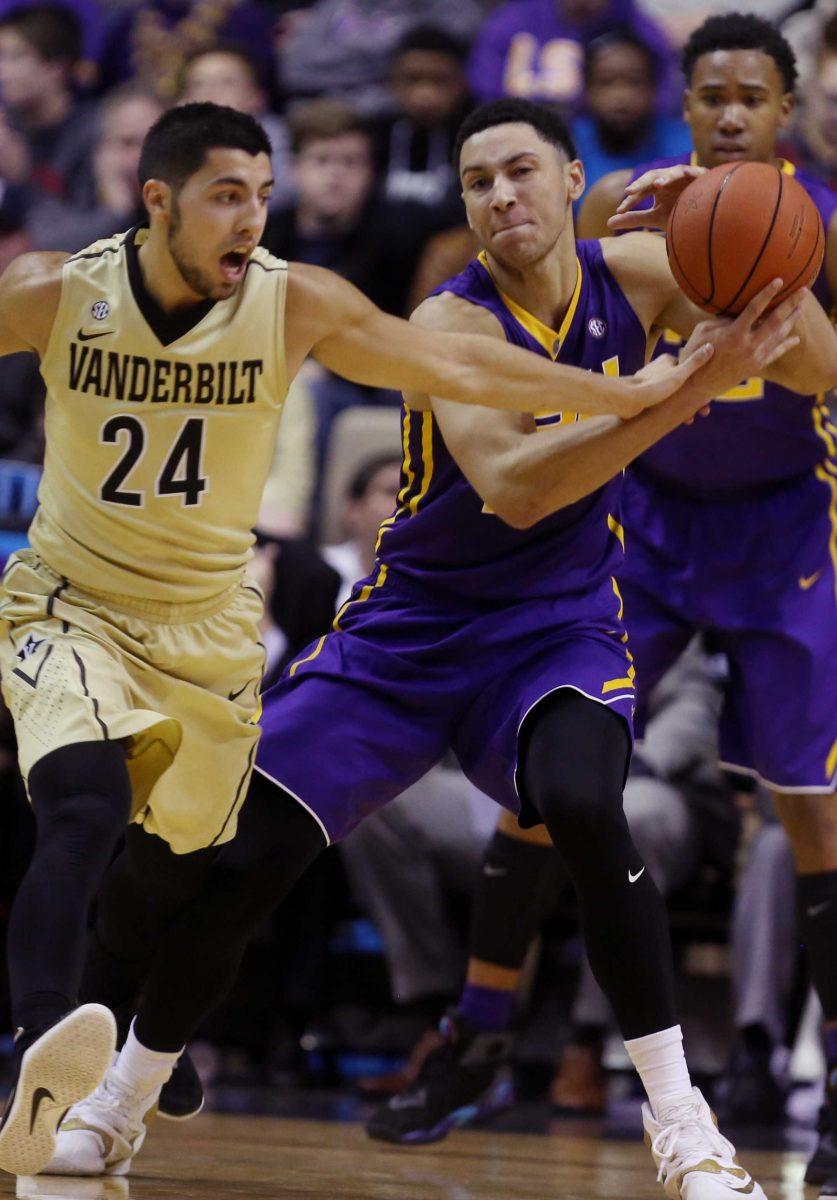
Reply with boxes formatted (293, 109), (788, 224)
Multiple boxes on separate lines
(0, 1006), (117, 1178)
(643, 1088), (767, 1199)
(39, 1068), (159, 1178)
(17, 1175), (129, 1199)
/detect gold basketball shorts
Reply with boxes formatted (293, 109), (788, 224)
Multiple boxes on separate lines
(0, 549), (265, 854)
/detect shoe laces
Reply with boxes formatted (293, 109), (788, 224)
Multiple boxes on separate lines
(86, 1074), (151, 1138)
(651, 1097), (738, 1184)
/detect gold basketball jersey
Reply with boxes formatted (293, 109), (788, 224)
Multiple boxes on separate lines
(32, 227), (289, 605)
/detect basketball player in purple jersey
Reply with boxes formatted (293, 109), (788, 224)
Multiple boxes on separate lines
(42, 100), (825, 1194)
(371, 13), (837, 1193)
(590, 18), (837, 1195)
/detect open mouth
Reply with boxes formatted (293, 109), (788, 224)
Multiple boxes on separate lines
(220, 249), (249, 281)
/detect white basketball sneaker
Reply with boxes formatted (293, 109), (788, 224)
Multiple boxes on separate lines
(0, 1005), (117, 1178)
(39, 1065), (160, 1178)
(643, 1088), (767, 1199)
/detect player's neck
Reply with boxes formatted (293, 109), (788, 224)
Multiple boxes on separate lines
(484, 236), (578, 334)
(137, 228), (207, 313)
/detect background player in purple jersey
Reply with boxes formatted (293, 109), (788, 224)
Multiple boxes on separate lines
(385, 13), (837, 1196)
(595, 17), (837, 1197)
(45, 96), (829, 1196)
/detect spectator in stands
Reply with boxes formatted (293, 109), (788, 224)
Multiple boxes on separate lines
(26, 85), (162, 251)
(468, 0), (676, 114)
(97, 0), (277, 104)
(178, 45), (294, 208)
(571, 28), (690, 192)
(373, 26), (473, 225)
(321, 453), (402, 605)
(0, 3), (95, 202)
(277, 0), (486, 115)
(0, 0), (102, 87)
(782, 12), (837, 189)
(264, 98), (433, 316)
(262, 99), (443, 464)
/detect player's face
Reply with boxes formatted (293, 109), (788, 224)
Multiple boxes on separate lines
(459, 123), (584, 269)
(684, 49), (793, 167)
(165, 147), (273, 301)
(585, 42), (656, 134)
(391, 49), (468, 127)
(181, 52), (263, 117)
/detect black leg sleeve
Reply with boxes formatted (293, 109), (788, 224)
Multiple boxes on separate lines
(520, 690), (678, 1040)
(8, 741), (131, 1032)
(797, 870), (837, 1023)
(79, 826), (216, 1042)
(469, 826), (567, 970)
(134, 771), (327, 1051)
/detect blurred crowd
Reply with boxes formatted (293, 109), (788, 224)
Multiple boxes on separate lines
(0, 0), (835, 1125)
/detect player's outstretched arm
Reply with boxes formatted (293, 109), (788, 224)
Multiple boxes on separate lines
(0, 252), (65, 358)
(431, 283), (800, 527)
(285, 262), (706, 420)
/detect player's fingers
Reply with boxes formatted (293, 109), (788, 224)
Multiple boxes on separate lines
(756, 305), (802, 353)
(757, 333), (801, 367)
(736, 277), (784, 328)
(674, 341), (714, 380)
(758, 288), (806, 330)
(608, 205), (663, 230)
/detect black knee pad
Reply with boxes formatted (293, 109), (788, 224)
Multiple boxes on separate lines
(29, 740), (132, 848)
(520, 690), (629, 829)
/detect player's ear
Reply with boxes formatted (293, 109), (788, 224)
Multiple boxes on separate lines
(142, 178), (172, 223)
(566, 158), (585, 203)
(777, 91), (794, 130)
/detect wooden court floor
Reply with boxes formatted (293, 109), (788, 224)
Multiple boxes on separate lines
(0, 1114), (812, 1200)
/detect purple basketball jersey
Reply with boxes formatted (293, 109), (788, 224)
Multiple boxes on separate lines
(377, 239), (647, 599)
(629, 155), (836, 494)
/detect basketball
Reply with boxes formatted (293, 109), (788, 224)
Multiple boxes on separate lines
(666, 161), (825, 316)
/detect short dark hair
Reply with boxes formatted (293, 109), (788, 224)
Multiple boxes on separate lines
(288, 97), (369, 156)
(138, 102), (272, 191)
(392, 24), (468, 66)
(583, 27), (659, 85)
(453, 98), (577, 169)
(347, 453), (401, 502)
(0, 3), (82, 64)
(682, 13), (797, 93)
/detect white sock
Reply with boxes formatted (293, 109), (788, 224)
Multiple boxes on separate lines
(112, 1020), (182, 1096)
(625, 1024), (693, 1118)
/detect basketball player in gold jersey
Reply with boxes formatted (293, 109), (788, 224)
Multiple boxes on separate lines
(0, 99), (799, 1179)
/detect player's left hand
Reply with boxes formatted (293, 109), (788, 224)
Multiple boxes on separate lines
(680, 279), (804, 405)
(608, 164), (706, 232)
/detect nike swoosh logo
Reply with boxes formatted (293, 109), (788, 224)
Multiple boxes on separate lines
(807, 900), (832, 918)
(76, 328), (115, 341)
(799, 571), (822, 590)
(228, 683), (250, 702)
(628, 867), (645, 883)
(30, 1086), (55, 1133)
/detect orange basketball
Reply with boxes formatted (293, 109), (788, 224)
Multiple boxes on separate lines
(665, 161), (825, 316)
